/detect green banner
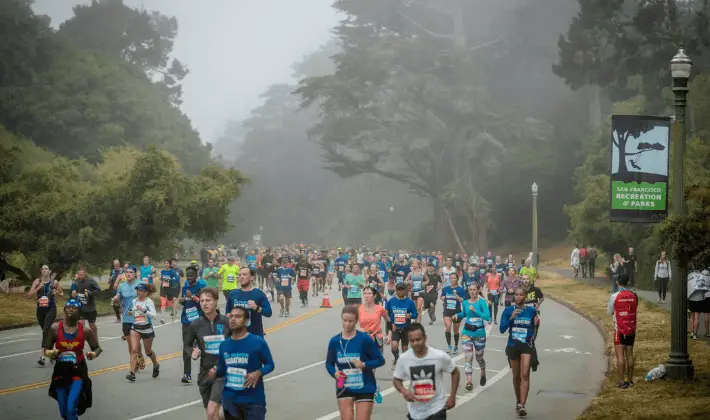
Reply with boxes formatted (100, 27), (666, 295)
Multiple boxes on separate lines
(609, 115), (670, 223)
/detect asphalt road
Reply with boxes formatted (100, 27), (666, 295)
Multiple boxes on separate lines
(0, 286), (606, 419)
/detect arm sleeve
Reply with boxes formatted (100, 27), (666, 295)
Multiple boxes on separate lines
(325, 340), (337, 378)
(89, 279), (101, 293)
(499, 307), (511, 334)
(259, 292), (273, 317)
(478, 300), (491, 322)
(145, 299), (157, 319)
(259, 341), (275, 376)
(216, 343), (226, 377)
(363, 335), (385, 369)
(536, 288), (544, 299)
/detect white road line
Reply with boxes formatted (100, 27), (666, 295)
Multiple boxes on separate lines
(0, 333), (39, 340)
(0, 320), (180, 360)
(315, 323), (497, 420)
(126, 360), (325, 420)
(0, 339), (31, 345)
(450, 366), (510, 406)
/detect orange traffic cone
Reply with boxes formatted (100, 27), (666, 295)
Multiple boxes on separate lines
(320, 288), (332, 308)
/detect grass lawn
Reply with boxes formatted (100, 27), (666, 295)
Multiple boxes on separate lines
(0, 286), (116, 328)
(540, 270), (710, 420)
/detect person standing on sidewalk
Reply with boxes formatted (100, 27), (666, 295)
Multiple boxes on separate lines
(653, 252), (671, 304)
(610, 254), (624, 294)
(578, 246), (588, 278)
(623, 247), (637, 290)
(393, 323), (460, 420)
(587, 246), (598, 278)
(607, 274), (638, 388)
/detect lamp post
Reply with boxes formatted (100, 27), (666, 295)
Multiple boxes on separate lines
(531, 182), (539, 269)
(666, 47), (694, 380)
(389, 206), (395, 249)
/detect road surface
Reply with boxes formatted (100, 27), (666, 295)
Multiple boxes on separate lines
(0, 290), (605, 419)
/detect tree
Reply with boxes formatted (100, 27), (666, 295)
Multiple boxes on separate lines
(59, 0), (188, 105)
(0, 126), (247, 281)
(610, 117), (663, 176)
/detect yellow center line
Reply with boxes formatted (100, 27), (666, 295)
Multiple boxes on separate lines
(0, 298), (343, 396)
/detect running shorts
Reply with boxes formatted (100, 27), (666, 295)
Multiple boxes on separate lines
(336, 389), (376, 401)
(345, 297), (362, 306)
(198, 374), (224, 408)
(614, 331), (635, 346)
(160, 286), (177, 300)
(505, 341), (535, 360)
(443, 309), (458, 319)
(423, 292), (438, 308)
(122, 322), (132, 337)
(391, 327), (409, 346)
(80, 311), (97, 323)
(279, 287), (292, 299)
(223, 403), (266, 420)
(410, 290), (425, 300)
(131, 325), (155, 340)
(297, 279), (310, 292)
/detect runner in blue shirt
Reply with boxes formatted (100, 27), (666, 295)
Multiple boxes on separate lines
(275, 258), (295, 318)
(179, 266), (206, 384)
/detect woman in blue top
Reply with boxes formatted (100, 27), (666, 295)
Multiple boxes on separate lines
(326, 305), (385, 420)
(440, 272), (465, 354)
(499, 287), (539, 417)
(453, 282), (490, 390)
(28, 264), (63, 366)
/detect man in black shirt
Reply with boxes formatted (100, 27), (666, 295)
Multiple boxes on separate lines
(424, 262), (442, 325)
(623, 247), (637, 290)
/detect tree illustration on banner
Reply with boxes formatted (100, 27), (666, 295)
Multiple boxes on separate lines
(612, 118), (666, 181)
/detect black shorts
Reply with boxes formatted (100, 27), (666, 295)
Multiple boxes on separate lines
(689, 298), (710, 313)
(411, 291), (425, 301)
(615, 331), (636, 346)
(198, 374), (224, 408)
(279, 287), (292, 298)
(423, 292), (438, 308)
(346, 297), (362, 306)
(160, 285), (177, 299)
(336, 389), (376, 402)
(505, 340), (535, 361)
(391, 328), (409, 346)
(443, 309), (459, 319)
(80, 311), (97, 323)
(122, 322), (132, 337)
(131, 326), (155, 340)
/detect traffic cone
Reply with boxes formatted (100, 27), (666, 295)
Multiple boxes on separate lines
(320, 287), (332, 308)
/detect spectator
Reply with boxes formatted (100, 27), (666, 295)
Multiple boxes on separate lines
(579, 246), (588, 278)
(610, 254), (624, 294)
(653, 252), (671, 304)
(688, 269), (710, 340)
(587, 246), (598, 278)
(623, 247), (637, 290)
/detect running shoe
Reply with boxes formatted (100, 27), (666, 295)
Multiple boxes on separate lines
(126, 372), (136, 382)
(37, 357), (45, 366)
(160, 318), (166, 325)
(285, 311), (290, 317)
(465, 382), (473, 391)
(453, 346), (458, 354)
(181, 374), (192, 384)
(152, 364), (160, 379)
(279, 308), (284, 317)
(518, 405), (527, 417)
(480, 374), (487, 386)
(446, 345), (452, 353)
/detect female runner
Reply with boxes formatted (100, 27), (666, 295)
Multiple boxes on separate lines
(28, 264), (62, 366)
(326, 305), (385, 420)
(500, 287), (539, 417)
(126, 283), (160, 381)
(440, 272), (465, 354)
(405, 260), (425, 323)
(453, 282), (490, 390)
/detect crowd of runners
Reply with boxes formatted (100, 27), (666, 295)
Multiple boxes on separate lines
(30, 245), (555, 419)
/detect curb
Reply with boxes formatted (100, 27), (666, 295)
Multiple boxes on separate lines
(546, 292), (611, 414)
(0, 311), (114, 331)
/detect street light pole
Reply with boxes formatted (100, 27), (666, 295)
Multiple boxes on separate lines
(531, 182), (539, 269)
(666, 47), (694, 380)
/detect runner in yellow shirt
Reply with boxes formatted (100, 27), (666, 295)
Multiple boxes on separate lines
(519, 260), (538, 284)
(218, 255), (240, 301)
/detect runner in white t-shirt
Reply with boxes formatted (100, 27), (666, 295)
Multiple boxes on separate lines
(393, 324), (460, 420)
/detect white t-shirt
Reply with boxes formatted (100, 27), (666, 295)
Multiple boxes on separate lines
(393, 346), (456, 420)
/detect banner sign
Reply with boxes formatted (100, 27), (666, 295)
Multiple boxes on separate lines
(609, 115), (670, 223)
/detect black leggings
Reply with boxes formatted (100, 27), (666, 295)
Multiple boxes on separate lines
(37, 306), (57, 347)
(657, 277), (669, 300)
(487, 294), (499, 322)
(182, 324), (194, 376)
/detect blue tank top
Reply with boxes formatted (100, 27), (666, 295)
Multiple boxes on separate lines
(37, 281), (55, 308)
(411, 271), (424, 292)
(140, 265), (153, 284)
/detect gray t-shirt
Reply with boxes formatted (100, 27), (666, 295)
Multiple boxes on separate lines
(75, 278), (101, 312)
(393, 346), (456, 420)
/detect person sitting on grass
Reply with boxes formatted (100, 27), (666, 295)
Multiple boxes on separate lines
(607, 273), (638, 389)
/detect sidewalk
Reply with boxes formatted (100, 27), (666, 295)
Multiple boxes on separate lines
(543, 266), (710, 343)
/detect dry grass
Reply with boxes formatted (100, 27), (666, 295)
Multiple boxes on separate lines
(0, 290), (115, 328)
(493, 241), (574, 268)
(540, 270), (710, 420)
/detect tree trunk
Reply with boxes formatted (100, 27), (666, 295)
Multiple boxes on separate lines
(443, 207), (466, 254)
(588, 84), (602, 130)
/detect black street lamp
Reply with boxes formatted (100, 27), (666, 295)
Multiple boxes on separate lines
(666, 47), (694, 380)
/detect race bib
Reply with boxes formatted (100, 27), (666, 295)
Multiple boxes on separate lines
(378, 270), (385, 278)
(300, 269), (307, 277)
(396, 276), (404, 284)
(338, 266), (344, 272)
(281, 277), (290, 287)
(343, 368), (364, 389)
(185, 306), (200, 322)
(227, 274), (236, 283)
(412, 373), (435, 401)
(313, 269), (320, 274)
(512, 327), (528, 342)
(394, 313), (407, 325)
(203, 335), (225, 355)
(76, 293), (87, 304)
(446, 299), (457, 310)
(58, 351), (77, 364)
(225, 367), (247, 391)
(162, 281), (170, 288)
(489, 290), (499, 296)
(142, 277), (149, 283)
(38, 296), (49, 308)
(134, 314), (147, 324)
(412, 280), (422, 291)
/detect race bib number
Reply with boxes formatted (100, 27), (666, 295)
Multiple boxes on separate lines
(512, 327), (528, 342)
(281, 277), (290, 287)
(76, 293), (87, 305)
(227, 274), (236, 283)
(142, 277), (149, 283)
(412, 373), (435, 401)
(343, 368), (364, 389)
(446, 299), (457, 310)
(508, 263), (514, 268)
(58, 351), (77, 364)
(300, 269), (307, 277)
(378, 270), (385, 278)
(134, 314), (147, 324)
(38, 296), (49, 308)
(185, 306), (200, 322)
(203, 335), (225, 355)
(162, 281), (170, 288)
(394, 313), (407, 325)
(225, 367), (247, 391)
(396, 276), (404, 284)
(412, 280), (422, 291)
(338, 266), (344, 272)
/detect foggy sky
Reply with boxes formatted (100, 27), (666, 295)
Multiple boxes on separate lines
(32, 0), (339, 145)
